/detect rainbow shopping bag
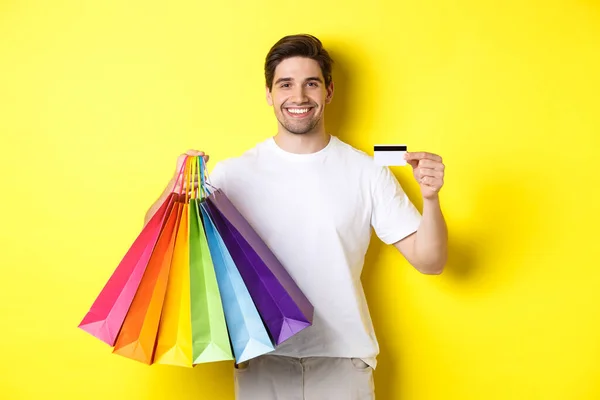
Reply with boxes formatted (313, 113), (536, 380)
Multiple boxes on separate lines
(81, 155), (316, 367)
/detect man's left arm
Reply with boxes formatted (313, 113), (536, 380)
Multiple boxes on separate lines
(394, 152), (448, 275)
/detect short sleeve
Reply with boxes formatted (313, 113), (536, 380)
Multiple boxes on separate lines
(371, 166), (422, 245)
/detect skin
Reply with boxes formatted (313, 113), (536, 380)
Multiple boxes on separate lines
(145, 56), (447, 274)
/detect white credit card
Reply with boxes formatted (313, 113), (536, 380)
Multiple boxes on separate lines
(374, 144), (407, 166)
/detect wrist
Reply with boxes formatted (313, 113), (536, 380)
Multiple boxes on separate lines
(423, 193), (440, 204)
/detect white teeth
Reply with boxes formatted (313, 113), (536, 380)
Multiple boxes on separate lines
(288, 108), (310, 114)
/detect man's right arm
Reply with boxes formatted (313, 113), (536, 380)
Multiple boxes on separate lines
(143, 178), (176, 226)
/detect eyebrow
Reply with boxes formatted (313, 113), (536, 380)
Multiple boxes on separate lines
(274, 76), (324, 85)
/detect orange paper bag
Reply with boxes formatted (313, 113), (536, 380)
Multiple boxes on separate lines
(112, 197), (182, 363)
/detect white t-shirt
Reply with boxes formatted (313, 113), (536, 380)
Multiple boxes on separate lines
(208, 135), (422, 369)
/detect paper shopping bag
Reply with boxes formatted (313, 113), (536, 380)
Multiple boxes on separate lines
(78, 193), (173, 346)
(203, 189), (314, 345)
(188, 196), (233, 364)
(154, 165), (194, 367)
(201, 204), (274, 363)
(111, 197), (181, 364)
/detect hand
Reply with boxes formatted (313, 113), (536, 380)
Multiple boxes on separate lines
(171, 149), (209, 192)
(404, 152), (445, 200)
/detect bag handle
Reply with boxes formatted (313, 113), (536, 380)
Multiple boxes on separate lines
(198, 155), (218, 195)
(180, 155), (216, 200)
(189, 155), (204, 201)
(173, 155), (189, 197)
(184, 155), (193, 203)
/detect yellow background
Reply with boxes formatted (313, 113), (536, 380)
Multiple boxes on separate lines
(1, 0), (599, 399)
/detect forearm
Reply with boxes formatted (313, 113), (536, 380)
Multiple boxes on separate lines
(413, 196), (448, 274)
(144, 178), (176, 226)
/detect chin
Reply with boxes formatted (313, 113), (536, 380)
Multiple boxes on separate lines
(283, 120), (321, 135)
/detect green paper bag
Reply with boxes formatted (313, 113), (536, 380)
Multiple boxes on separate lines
(189, 195), (233, 364)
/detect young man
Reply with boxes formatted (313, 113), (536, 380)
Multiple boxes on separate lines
(145, 34), (447, 400)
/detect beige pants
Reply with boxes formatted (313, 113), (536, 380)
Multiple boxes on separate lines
(233, 355), (375, 400)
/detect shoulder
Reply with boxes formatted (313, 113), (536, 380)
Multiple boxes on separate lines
(207, 138), (270, 188)
(332, 137), (408, 196)
(215, 138), (269, 167)
(331, 136), (385, 178)
(332, 136), (372, 161)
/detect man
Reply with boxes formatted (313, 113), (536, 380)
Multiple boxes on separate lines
(144, 34), (447, 400)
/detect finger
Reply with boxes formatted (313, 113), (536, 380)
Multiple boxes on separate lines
(184, 149), (205, 156)
(417, 159), (445, 170)
(419, 176), (443, 186)
(423, 184), (440, 192)
(405, 152), (443, 163)
(416, 168), (444, 178)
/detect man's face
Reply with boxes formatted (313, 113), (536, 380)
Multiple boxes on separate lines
(266, 56), (334, 135)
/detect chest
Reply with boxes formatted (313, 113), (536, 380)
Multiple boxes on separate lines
(224, 162), (373, 247)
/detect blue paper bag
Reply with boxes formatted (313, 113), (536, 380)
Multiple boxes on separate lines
(200, 205), (275, 363)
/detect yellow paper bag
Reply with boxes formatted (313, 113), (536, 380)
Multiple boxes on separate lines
(154, 161), (193, 367)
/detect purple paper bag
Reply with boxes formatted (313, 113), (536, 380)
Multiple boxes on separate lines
(202, 189), (313, 345)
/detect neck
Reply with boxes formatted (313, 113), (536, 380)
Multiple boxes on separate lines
(273, 122), (330, 155)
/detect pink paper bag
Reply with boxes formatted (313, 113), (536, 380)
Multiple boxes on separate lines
(78, 194), (174, 345)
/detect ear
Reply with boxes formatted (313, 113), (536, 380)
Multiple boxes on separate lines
(325, 81), (334, 104)
(266, 85), (273, 106)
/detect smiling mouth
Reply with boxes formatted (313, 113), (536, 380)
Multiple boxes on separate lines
(284, 107), (314, 118)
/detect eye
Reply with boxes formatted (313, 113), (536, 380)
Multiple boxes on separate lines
(307, 82), (319, 87)
(280, 83), (291, 88)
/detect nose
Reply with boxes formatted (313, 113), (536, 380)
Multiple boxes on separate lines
(290, 85), (309, 104)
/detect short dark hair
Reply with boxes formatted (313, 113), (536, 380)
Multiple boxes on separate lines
(264, 34), (334, 91)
